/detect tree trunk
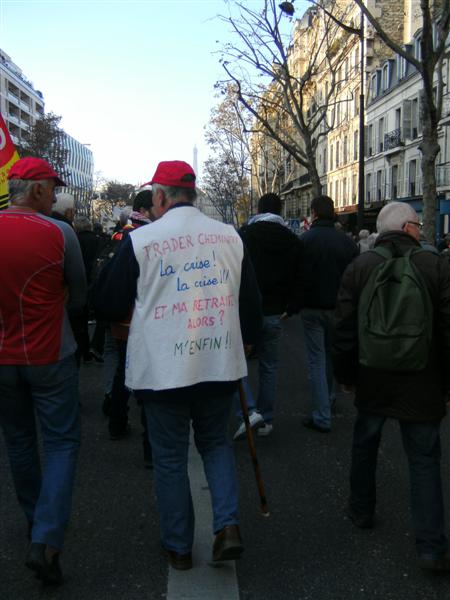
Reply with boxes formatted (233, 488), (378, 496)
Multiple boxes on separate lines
(303, 135), (322, 198)
(309, 167), (322, 198)
(304, 138), (322, 197)
(420, 96), (440, 244)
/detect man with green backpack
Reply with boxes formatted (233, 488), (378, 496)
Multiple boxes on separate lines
(333, 201), (450, 572)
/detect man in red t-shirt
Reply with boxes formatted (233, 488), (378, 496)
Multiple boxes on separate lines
(0, 157), (86, 584)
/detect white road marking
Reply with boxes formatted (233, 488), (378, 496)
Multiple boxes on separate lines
(166, 433), (240, 600)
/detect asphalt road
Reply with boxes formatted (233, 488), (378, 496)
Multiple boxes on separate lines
(1, 315), (450, 599)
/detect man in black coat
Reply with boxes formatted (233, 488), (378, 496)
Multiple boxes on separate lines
(234, 193), (301, 439)
(333, 201), (450, 572)
(298, 195), (358, 433)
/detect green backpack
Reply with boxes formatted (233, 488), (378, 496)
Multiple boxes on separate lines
(358, 246), (433, 371)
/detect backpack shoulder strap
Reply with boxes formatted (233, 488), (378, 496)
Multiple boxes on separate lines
(372, 246), (392, 260)
(406, 246), (426, 258)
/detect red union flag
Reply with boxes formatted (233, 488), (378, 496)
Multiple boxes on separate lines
(0, 112), (20, 209)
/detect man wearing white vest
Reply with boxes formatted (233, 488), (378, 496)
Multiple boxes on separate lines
(94, 160), (262, 570)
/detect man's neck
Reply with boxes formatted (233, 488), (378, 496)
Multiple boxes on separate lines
(7, 203), (35, 212)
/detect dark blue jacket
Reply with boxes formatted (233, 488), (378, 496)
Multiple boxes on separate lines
(298, 219), (358, 310)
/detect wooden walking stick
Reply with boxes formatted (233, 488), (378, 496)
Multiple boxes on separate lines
(238, 380), (270, 517)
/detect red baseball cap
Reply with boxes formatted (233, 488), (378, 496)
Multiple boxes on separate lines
(146, 160), (196, 189)
(8, 157), (66, 187)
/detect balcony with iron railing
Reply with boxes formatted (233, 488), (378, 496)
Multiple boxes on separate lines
(385, 177), (423, 199)
(298, 173), (311, 186)
(384, 128), (404, 151)
(365, 184), (389, 205)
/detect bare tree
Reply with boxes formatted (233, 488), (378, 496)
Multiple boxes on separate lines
(202, 155), (243, 226)
(103, 180), (135, 203)
(218, 0), (346, 196)
(312, 0), (450, 241)
(18, 112), (68, 179)
(204, 85), (253, 222)
(250, 125), (286, 197)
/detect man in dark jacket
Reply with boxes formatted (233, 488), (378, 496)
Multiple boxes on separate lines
(298, 195), (358, 433)
(234, 193), (301, 439)
(333, 201), (450, 572)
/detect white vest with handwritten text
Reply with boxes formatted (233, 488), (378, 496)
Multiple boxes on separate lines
(125, 206), (247, 390)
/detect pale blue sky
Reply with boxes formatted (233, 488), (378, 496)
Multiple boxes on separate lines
(0, 0), (306, 186)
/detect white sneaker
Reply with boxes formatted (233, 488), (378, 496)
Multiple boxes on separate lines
(233, 412), (265, 441)
(257, 423), (273, 437)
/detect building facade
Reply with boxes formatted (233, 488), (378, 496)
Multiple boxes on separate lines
(364, 29), (450, 232)
(0, 49), (44, 147)
(60, 132), (94, 214)
(249, 0), (449, 234)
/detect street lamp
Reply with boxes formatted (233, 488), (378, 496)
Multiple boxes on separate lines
(279, 2), (295, 16)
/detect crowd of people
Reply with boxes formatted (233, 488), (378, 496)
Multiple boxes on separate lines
(1, 155), (450, 587)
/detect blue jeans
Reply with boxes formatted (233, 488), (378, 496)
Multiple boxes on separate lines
(140, 391), (239, 554)
(236, 315), (283, 423)
(0, 355), (80, 549)
(301, 309), (334, 429)
(350, 411), (448, 559)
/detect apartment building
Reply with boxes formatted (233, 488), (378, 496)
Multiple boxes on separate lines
(364, 31), (450, 231)
(0, 48), (94, 212)
(0, 49), (44, 146)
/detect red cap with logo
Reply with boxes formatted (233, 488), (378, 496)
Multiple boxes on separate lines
(8, 157), (66, 187)
(146, 160), (196, 189)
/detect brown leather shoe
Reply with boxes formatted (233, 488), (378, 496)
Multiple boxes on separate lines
(212, 525), (244, 561)
(166, 549), (193, 570)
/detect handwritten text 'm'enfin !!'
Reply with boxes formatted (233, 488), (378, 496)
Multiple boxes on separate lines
(174, 332), (231, 356)
(143, 233), (239, 261)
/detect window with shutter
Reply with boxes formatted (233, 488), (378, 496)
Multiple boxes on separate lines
(409, 160), (417, 196)
(411, 98), (419, 138)
(402, 100), (412, 139)
(378, 118), (384, 152)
